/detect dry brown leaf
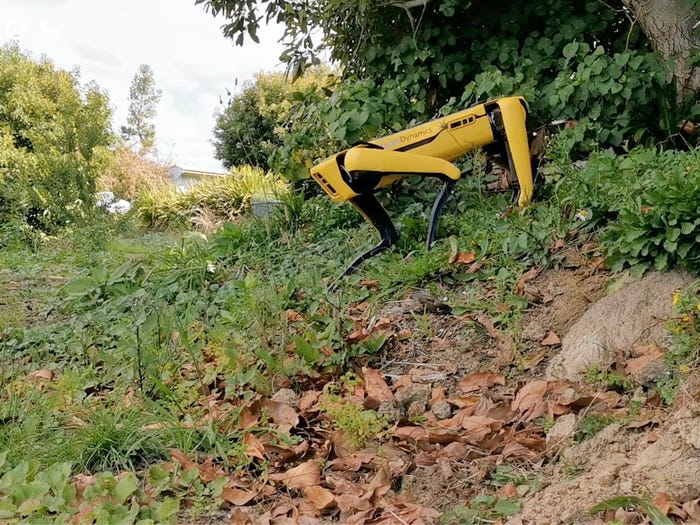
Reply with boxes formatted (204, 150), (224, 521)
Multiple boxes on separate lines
(360, 279), (380, 288)
(221, 487), (257, 506)
(239, 401), (261, 429)
(263, 440), (309, 467)
(169, 449), (196, 471)
(625, 344), (664, 376)
(328, 450), (375, 471)
(512, 380), (548, 413)
(298, 390), (322, 413)
(458, 371), (506, 393)
(361, 367), (393, 404)
(27, 368), (54, 382)
(447, 395), (481, 409)
(67, 416), (88, 428)
(197, 458), (226, 483)
(373, 493), (442, 524)
(496, 482), (518, 498)
(500, 439), (540, 461)
(475, 314), (515, 365)
(450, 251), (476, 265)
(347, 326), (369, 344)
(682, 499), (700, 520)
(397, 328), (412, 340)
(515, 267), (541, 296)
(286, 310), (304, 323)
(393, 426), (460, 444)
(74, 473), (96, 499)
(243, 432), (266, 460)
(454, 415), (502, 443)
(169, 449), (225, 483)
(269, 460), (321, 489)
(302, 485), (337, 510)
(652, 492), (685, 517)
(363, 462), (391, 501)
(262, 399), (299, 433)
(541, 331), (561, 346)
(227, 508), (254, 525)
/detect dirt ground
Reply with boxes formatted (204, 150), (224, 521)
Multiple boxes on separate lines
(360, 245), (700, 524)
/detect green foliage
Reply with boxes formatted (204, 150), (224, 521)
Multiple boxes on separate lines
(320, 393), (390, 449)
(120, 64), (162, 152)
(0, 43), (113, 236)
(136, 165), (289, 230)
(575, 414), (615, 443)
(588, 495), (673, 525)
(0, 456), (180, 524)
(602, 149), (700, 274)
(657, 283), (700, 404)
(441, 494), (521, 525)
(549, 146), (700, 275)
(451, 45), (676, 151)
(72, 408), (166, 473)
(213, 72), (287, 170)
(214, 68), (331, 172)
(585, 364), (634, 393)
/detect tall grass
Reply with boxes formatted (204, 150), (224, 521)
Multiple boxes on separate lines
(136, 165), (289, 231)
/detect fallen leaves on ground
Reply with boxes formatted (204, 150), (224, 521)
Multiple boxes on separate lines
(151, 360), (646, 524)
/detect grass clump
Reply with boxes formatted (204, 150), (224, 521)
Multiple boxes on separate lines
(136, 165), (289, 230)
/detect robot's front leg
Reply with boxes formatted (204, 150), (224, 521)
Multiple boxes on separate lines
(343, 193), (400, 276)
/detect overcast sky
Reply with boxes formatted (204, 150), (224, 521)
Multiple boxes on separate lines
(2, 0), (285, 172)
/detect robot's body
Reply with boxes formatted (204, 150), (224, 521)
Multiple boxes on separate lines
(310, 96), (534, 275)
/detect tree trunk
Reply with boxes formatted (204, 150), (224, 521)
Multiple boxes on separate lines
(622, 0), (699, 100)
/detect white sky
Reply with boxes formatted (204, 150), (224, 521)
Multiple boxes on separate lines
(2, 0), (286, 172)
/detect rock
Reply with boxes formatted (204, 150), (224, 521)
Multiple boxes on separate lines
(521, 321), (548, 342)
(395, 384), (431, 408)
(107, 199), (132, 214)
(377, 399), (404, 422)
(407, 400), (427, 418)
(546, 271), (694, 381)
(431, 400), (453, 420)
(271, 388), (299, 408)
(96, 191), (115, 207)
(546, 413), (577, 447)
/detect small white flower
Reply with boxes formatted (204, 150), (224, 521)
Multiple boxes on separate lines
(206, 262), (216, 273)
(574, 209), (590, 221)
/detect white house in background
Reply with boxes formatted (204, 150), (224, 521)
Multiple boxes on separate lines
(168, 165), (229, 191)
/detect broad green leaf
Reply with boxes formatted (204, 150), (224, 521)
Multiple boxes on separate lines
(563, 41), (578, 59)
(293, 335), (322, 364)
(114, 473), (138, 504)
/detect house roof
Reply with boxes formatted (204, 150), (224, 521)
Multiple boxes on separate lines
(169, 165), (228, 180)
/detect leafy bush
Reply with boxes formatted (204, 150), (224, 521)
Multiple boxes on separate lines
(549, 146), (700, 274)
(0, 43), (113, 235)
(449, 45), (676, 151)
(602, 149), (700, 273)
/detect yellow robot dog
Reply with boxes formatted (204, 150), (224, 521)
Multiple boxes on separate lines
(310, 96), (534, 276)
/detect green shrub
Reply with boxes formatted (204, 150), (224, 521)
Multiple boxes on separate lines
(0, 44), (113, 234)
(602, 149), (700, 273)
(136, 165), (289, 230)
(549, 146), (700, 274)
